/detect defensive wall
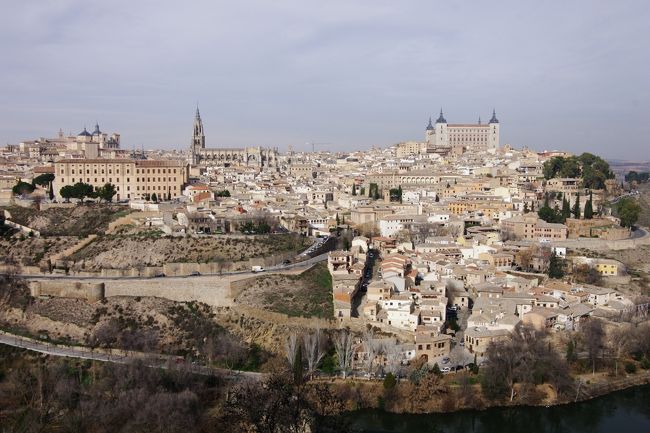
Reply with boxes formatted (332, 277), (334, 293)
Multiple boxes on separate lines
(29, 280), (105, 302)
(555, 231), (650, 251)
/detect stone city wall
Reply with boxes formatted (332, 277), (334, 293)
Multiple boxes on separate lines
(104, 277), (234, 306)
(555, 233), (650, 251)
(29, 280), (105, 302)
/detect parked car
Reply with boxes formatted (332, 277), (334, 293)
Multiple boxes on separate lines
(441, 367), (451, 373)
(189, 271), (201, 276)
(441, 357), (450, 364)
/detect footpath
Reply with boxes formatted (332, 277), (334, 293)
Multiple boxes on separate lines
(0, 329), (264, 381)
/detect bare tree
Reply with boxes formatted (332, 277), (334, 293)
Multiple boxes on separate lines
(382, 338), (403, 376)
(630, 321), (650, 358)
(360, 330), (378, 378)
(608, 323), (632, 376)
(303, 328), (325, 380)
(285, 332), (299, 370)
(582, 318), (605, 376)
(333, 330), (354, 378)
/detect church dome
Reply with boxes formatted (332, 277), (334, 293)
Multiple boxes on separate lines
(78, 128), (91, 137)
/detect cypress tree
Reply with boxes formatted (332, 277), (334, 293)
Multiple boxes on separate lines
(562, 197), (571, 219)
(584, 191), (594, 219)
(293, 342), (303, 385)
(548, 252), (565, 279)
(572, 193), (581, 219)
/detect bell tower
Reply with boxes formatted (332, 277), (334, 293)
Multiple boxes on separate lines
(191, 106), (205, 164)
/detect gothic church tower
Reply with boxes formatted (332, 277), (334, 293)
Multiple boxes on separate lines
(191, 106), (205, 164)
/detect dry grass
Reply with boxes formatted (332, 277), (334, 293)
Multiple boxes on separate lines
(2, 204), (132, 237)
(67, 233), (310, 270)
(234, 263), (333, 318)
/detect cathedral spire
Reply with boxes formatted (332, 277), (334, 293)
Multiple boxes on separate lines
(191, 105), (206, 164)
(426, 116), (434, 130)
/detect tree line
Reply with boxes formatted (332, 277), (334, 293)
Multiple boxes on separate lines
(60, 182), (117, 203)
(12, 172), (56, 199)
(625, 171), (650, 183)
(537, 191), (596, 224)
(543, 153), (614, 190)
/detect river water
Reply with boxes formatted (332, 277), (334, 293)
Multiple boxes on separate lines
(348, 384), (650, 433)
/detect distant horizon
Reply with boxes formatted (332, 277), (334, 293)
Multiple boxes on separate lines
(1, 1), (649, 159)
(7, 114), (650, 162)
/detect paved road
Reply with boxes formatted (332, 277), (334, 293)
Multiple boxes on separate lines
(631, 226), (648, 239)
(0, 331), (264, 381)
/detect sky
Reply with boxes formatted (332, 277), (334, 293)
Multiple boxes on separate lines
(1, 0), (649, 159)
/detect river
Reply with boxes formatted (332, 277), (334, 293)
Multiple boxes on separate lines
(347, 384), (650, 433)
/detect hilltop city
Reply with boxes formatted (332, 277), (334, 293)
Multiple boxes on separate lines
(1, 107), (649, 425)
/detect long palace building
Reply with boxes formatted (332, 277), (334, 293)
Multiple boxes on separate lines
(53, 158), (189, 201)
(425, 109), (500, 153)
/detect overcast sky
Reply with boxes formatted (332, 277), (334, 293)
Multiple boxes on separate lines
(1, 0), (648, 158)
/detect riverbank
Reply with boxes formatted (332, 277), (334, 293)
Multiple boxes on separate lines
(313, 369), (650, 415)
(346, 384), (650, 433)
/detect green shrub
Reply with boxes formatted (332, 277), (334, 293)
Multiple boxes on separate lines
(641, 356), (650, 370)
(625, 362), (637, 374)
(383, 372), (397, 390)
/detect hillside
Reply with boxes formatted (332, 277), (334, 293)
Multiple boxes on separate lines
(233, 263), (333, 318)
(66, 232), (310, 270)
(2, 204), (132, 237)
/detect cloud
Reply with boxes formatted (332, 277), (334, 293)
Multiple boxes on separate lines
(0, 0), (649, 158)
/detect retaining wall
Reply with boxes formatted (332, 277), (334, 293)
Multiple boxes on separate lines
(29, 280), (105, 302)
(104, 277), (234, 306)
(556, 232), (650, 250)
